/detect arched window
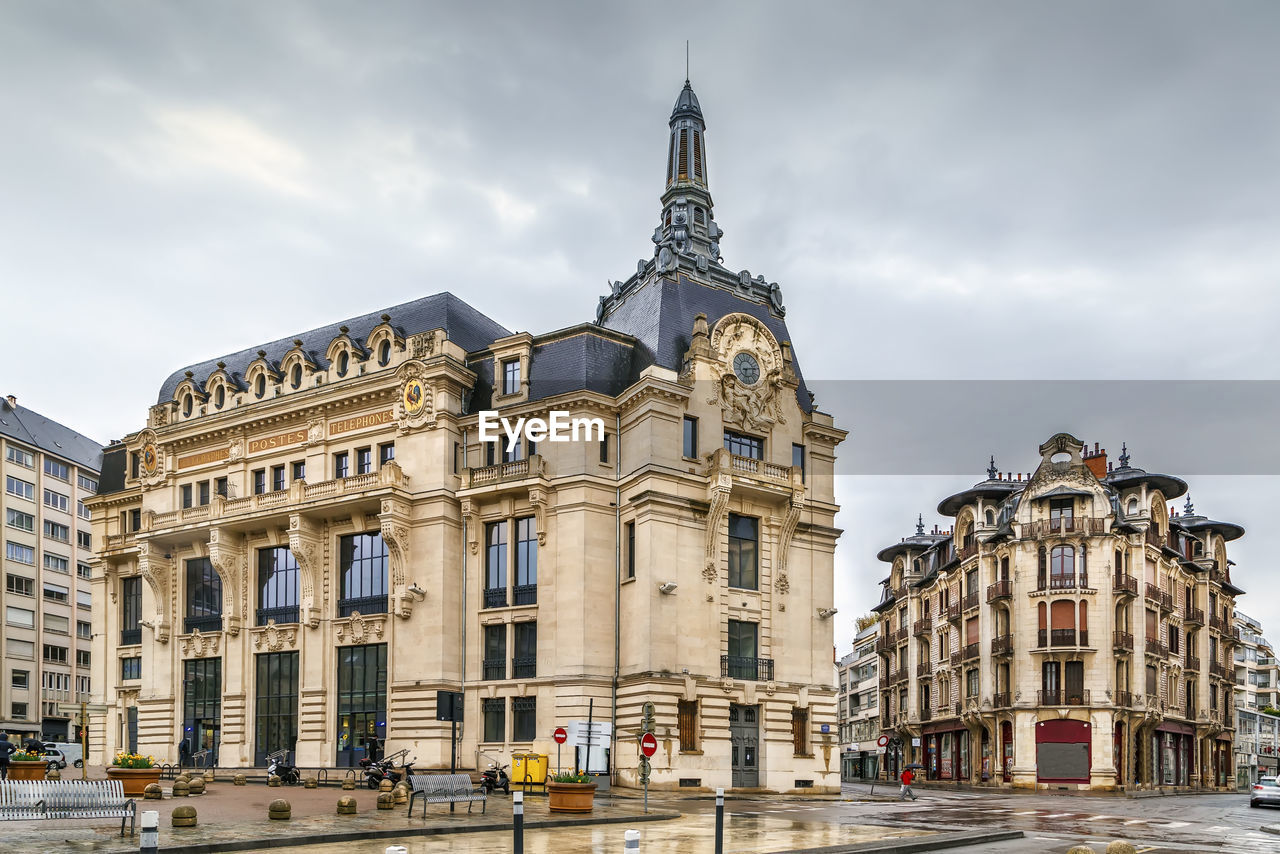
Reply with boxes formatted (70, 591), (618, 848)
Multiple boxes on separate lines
(337, 350), (349, 377)
(999, 556), (1009, 582)
(378, 339), (391, 366)
(1037, 547), (1047, 589)
(1050, 546), (1075, 588)
(290, 363), (302, 389)
(255, 373), (266, 399)
(985, 508), (995, 526)
(213, 385), (225, 409)
(1126, 497), (1138, 516)
(182, 393), (193, 417)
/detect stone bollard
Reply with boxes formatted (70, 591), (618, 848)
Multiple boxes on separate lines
(268, 774), (282, 787)
(203, 769), (214, 783)
(342, 776), (356, 791)
(172, 805), (198, 827)
(268, 798), (291, 821)
(392, 784), (408, 805)
(337, 796), (358, 815)
(377, 791), (395, 810)
(303, 776), (317, 789)
(1066, 847), (1096, 854)
(47, 768), (60, 781)
(1105, 844), (1137, 854)
(171, 780), (190, 798)
(143, 783), (163, 800)
(379, 778), (393, 793)
(233, 774), (246, 786)
(188, 777), (206, 795)
(175, 774), (191, 785)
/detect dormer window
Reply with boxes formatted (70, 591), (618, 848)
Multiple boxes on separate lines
(182, 393), (193, 417)
(378, 340), (391, 366)
(502, 359), (521, 395)
(290, 363), (302, 389)
(213, 385), (225, 409)
(1049, 498), (1074, 533)
(337, 350), (349, 377)
(255, 373), (266, 399)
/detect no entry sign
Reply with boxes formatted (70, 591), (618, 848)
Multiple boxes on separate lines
(553, 727), (568, 744)
(877, 735), (889, 747)
(639, 732), (658, 758)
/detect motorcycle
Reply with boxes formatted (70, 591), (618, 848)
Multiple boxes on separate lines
(364, 750), (414, 789)
(266, 750), (300, 786)
(480, 761), (510, 795)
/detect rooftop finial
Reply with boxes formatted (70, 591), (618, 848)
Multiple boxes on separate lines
(1118, 442), (1130, 468)
(916, 514), (924, 535)
(987, 455), (998, 480)
(1184, 494), (1194, 516)
(685, 39), (689, 85)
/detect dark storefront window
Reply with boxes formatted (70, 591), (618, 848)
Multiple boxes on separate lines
(338, 532), (388, 616)
(182, 657), (221, 767)
(257, 548), (299, 625)
(336, 643), (387, 767)
(184, 558), (223, 634)
(254, 651), (299, 765)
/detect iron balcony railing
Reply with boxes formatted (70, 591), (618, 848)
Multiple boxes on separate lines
(917, 662), (932, 678)
(482, 658), (505, 680)
(950, 650), (964, 667)
(957, 541), (978, 562)
(913, 617), (932, 637)
(512, 656), (536, 679)
(895, 626), (909, 643)
(1113, 574), (1138, 596)
(1039, 689), (1089, 706)
(991, 635), (1012, 656)
(1114, 690), (1135, 707)
(992, 692), (1011, 708)
(1113, 631), (1134, 652)
(512, 584), (537, 606)
(1183, 605), (1205, 626)
(256, 606), (299, 626)
(1145, 637), (1169, 658)
(120, 628), (142, 646)
(889, 666), (909, 684)
(1045, 574), (1088, 591)
(919, 707), (932, 721)
(183, 615), (223, 634)
(962, 642), (980, 661)
(946, 602), (961, 622)
(338, 595), (387, 618)
(721, 655), (774, 682)
(484, 587), (508, 609)
(961, 591), (980, 611)
(986, 580), (1012, 602)
(1186, 654), (1202, 672)
(1209, 661), (1229, 679)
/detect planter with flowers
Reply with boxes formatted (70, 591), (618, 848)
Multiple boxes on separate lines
(106, 752), (162, 796)
(547, 769), (597, 813)
(8, 749), (47, 780)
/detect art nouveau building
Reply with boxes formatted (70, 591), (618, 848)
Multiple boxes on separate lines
(87, 80), (845, 792)
(874, 434), (1243, 791)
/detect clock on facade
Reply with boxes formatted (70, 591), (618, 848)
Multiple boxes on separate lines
(733, 352), (760, 385)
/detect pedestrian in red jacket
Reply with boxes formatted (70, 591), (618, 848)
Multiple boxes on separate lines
(899, 769), (918, 801)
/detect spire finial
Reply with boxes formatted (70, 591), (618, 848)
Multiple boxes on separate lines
(1184, 494), (1194, 516)
(987, 455), (998, 480)
(685, 40), (689, 85)
(916, 514), (925, 535)
(1118, 442), (1130, 468)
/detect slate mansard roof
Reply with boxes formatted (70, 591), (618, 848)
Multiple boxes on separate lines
(0, 397), (103, 473)
(156, 293), (513, 404)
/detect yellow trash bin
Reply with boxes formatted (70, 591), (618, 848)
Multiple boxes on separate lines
(511, 753), (549, 790)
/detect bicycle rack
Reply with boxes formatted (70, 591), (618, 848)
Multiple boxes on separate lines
(159, 763), (178, 781)
(313, 769), (329, 787)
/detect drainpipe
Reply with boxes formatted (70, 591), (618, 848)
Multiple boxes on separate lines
(461, 428), (468, 770)
(612, 413), (621, 785)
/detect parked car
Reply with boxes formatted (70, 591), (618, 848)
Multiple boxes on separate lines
(41, 742), (84, 769)
(1250, 775), (1280, 808)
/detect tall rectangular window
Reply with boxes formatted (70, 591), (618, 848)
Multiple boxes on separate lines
(378, 443), (395, 465)
(678, 700), (698, 752)
(336, 643), (387, 767)
(513, 517), (537, 604)
(483, 624), (506, 680)
(198, 481), (210, 506)
(727, 514), (759, 590)
(502, 359), (521, 395)
(121, 576), (142, 645)
(338, 532), (388, 616)
(182, 657), (222, 764)
(252, 469), (266, 495)
(793, 443), (806, 482)
(513, 622), (537, 678)
(791, 708), (809, 755)
(77, 530), (91, 549)
(334, 452), (349, 479)
(727, 619), (760, 679)
(182, 483), (193, 508)
(254, 651), (299, 765)
(512, 696), (536, 742)
(185, 557), (223, 634)
(291, 460), (306, 481)
(257, 547), (299, 625)
(484, 521), (507, 608)
(267, 465), (283, 492)
(120, 657), (141, 681)
(625, 521), (636, 579)
(77, 500), (90, 520)
(214, 477), (228, 498)
(599, 433), (610, 464)
(723, 430), (763, 459)
(1049, 498), (1074, 532)
(355, 447), (373, 475)
(482, 698), (505, 743)
(683, 416), (698, 459)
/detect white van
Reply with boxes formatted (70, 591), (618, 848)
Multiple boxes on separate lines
(42, 742), (84, 769)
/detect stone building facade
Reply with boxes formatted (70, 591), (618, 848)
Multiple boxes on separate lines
(874, 433), (1242, 791)
(0, 395), (102, 742)
(86, 81), (846, 791)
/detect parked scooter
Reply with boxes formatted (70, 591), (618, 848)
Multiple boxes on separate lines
(266, 750), (300, 785)
(363, 750), (414, 789)
(480, 762), (510, 795)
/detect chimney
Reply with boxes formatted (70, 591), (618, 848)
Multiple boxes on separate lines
(1083, 443), (1108, 480)
(3, 395), (14, 409)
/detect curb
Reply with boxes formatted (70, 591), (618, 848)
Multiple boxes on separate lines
(1260, 824), (1280, 836)
(771, 829), (1025, 853)
(153, 808), (681, 853)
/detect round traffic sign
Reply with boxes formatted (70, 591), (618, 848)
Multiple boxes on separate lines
(639, 731), (658, 758)
(553, 727), (568, 744)
(877, 735), (889, 747)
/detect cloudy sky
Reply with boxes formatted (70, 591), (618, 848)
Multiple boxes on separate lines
(3, 1), (1278, 652)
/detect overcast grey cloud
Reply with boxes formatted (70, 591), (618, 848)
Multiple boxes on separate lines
(2, 1), (1278, 652)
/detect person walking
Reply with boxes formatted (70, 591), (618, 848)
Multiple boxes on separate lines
(178, 737), (191, 769)
(899, 767), (918, 801)
(0, 732), (13, 780)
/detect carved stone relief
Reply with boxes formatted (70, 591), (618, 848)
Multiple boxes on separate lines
(207, 528), (246, 636)
(252, 619), (298, 653)
(136, 541), (172, 643)
(335, 611), (387, 645)
(289, 514), (323, 628)
(180, 629), (221, 658)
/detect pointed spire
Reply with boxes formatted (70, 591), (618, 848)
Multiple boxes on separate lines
(1118, 442), (1130, 468)
(987, 455), (998, 480)
(916, 514), (925, 535)
(1184, 494), (1194, 516)
(653, 79), (722, 265)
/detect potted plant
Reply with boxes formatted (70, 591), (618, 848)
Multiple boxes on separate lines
(547, 769), (597, 813)
(106, 752), (162, 796)
(8, 749), (47, 781)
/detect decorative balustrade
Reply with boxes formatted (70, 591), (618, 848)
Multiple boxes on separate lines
(1145, 636), (1169, 658)
(1113, 631), (1133, 652)
(1112, 574), (1138, 596)
(992, 691), (1011, 708)
(1183, 605), (1204, 625)
(986, 580), (1011, 602)
(991, 635), (1012, 656)
(1039, 689), (1090, 706)
(1028, 517), (1105, 537)
(913, 617), (932, 637)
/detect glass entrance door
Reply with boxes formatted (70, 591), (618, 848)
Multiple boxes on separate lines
(336, 644), (387, 767)
(254, 651), (299, 766)
(182, 657), (222, 767)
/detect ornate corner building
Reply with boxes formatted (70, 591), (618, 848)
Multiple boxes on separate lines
(86, 81), (846, 791)
(873, 433), (1243, 791)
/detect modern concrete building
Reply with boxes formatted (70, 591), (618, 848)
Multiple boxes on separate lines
(87, 80), (846, 791)
(840, 624), (880, 781)
(874, 434), (1243, 791)
(0, 395), (102, 742)
(1233, 611), (1280, 785)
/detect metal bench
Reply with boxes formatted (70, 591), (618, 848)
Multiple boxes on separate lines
(407, 773), (486, 816)
(0, 780), (136, 836)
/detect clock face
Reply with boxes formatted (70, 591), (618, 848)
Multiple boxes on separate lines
(733, 352), (761, 386)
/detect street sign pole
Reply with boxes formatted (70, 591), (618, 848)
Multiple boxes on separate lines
(80, 702), (87, 780)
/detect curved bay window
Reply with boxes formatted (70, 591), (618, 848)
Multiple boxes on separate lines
(257, 547), (299, 625)
(184, 558), (223, 634)
(336, 643), (387, 767)
(339, 532), (388, 616)
(182, 657), (221, 767)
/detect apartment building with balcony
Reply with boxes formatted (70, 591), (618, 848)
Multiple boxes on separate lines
(1233, 611), (1280, 783)
(873, 433), (1243, 791)
(839, 624), (880, 781)
(1, 395), (102, 742)
(87, 80), (846, 791)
